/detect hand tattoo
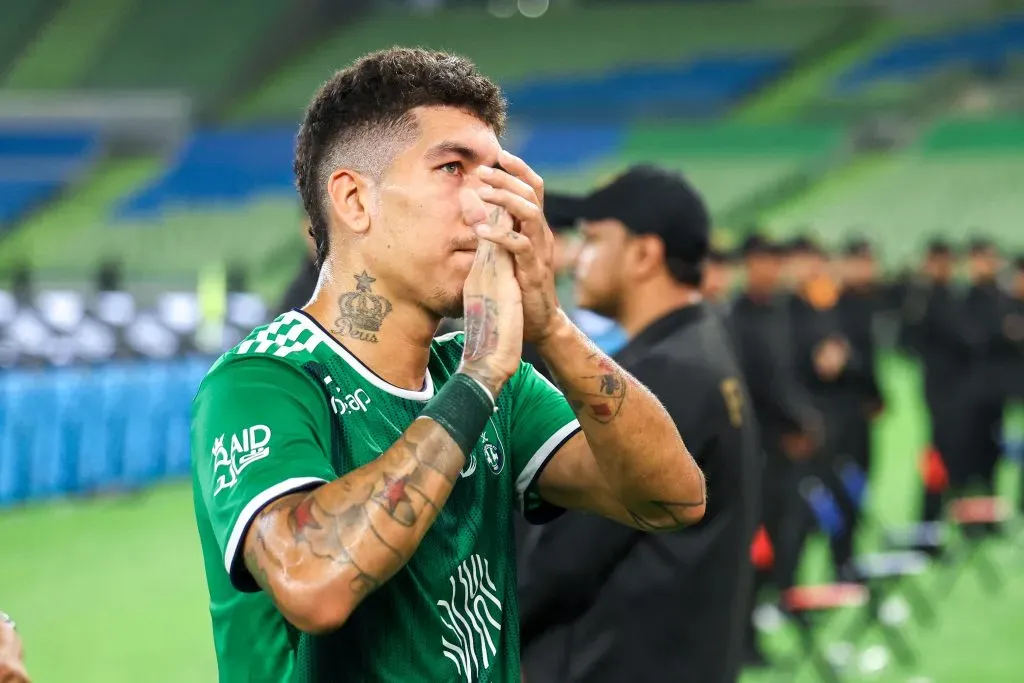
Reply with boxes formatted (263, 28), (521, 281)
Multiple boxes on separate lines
(333, 271), (393, 343)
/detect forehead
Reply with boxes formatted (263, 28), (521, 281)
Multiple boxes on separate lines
(581, 218), (628, 239)
(408, 105), (500, 162)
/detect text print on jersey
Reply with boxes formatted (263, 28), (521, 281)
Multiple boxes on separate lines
(212, 425), (272, 496)
(438, 554), (503, 683)
(329, 387), (371, 416)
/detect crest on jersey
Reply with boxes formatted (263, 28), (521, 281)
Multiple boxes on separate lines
(480, 432), (504, 475)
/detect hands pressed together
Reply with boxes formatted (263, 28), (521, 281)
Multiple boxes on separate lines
(458, 150), (566, 394)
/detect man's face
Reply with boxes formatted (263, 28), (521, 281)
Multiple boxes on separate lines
(789, 249), (826, 286)
(702, 260), (734, 302)
(574, 219), (632, 319)
(842, 254), (876, 288)
(923, 253), (954, 283)
(968, 249), (1001, 283)
(746, 253), (782, 292)
(361, 106), (502, 319)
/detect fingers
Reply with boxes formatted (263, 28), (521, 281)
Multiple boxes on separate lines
(498, 149), (544, 204)
(476, 185), (542, 228)
(478, 164), (537, 207)
(475, 223), (532, 257)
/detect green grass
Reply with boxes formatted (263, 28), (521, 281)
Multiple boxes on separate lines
(0, 354), (1021, 682)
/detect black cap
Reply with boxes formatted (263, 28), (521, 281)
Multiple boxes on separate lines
(740, 234), (780, 257)
(925, 238), (953, 257)
(707, 246), (737, 264)
(785, 234), (824, 256)
(544, 165), (710, 264)
(968, 237), (996, 255)
(843, 237), (873, 257)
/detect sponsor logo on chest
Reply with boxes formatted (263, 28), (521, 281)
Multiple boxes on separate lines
(322, 375), (372, 417)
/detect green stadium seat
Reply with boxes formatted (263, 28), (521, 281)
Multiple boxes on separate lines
(235, 4), (853, 121)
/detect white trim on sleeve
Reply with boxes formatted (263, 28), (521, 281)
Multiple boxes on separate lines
(223, 477), (329, 574)
(515, 420), (582, 508)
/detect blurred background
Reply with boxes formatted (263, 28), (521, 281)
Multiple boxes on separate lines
(0, 0), (1022, 680)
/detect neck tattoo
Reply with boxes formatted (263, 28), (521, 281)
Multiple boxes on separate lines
(332, 271), (393, 343)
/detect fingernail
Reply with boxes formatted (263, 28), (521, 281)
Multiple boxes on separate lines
(478, 186), (494, 197)
(475, 224), (492, 236)
(478, 165), (493, 176)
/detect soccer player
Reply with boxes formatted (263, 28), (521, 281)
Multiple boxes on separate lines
(190, 48), (706, 683)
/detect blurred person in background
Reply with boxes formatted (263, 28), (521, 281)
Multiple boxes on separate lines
(901, 239), (969, 520)
(0, 614), (30, 683)
(728, 234), (819, 666)
(961, 238), (1008, 495)
(191, 49), (705, 683)
(703, 246), (738, 307)
(786, 237), (866, 582)
(835, 238), (885, 469)
(276, 216), (320, 314)
(519, 166), (758, 683)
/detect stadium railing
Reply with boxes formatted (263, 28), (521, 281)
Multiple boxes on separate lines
(0, 357), (211, 507)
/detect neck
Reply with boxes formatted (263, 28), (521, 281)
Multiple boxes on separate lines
(303, 262), (438, 391)
(745, 282), (774, 302)
(619, 281), (702, 339)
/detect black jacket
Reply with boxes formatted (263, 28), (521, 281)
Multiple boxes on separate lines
(519, 303), (761, 683)
(729, 292), (816, 455)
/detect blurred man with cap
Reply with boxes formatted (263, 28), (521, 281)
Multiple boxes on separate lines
(901, 239), (971, 520)
(703, 246), (738, 307)
(519, 165), (760, 683)
(961, 238), (1009, 494)
(728, 233), (820, 665)
(835, 238), (885, 470)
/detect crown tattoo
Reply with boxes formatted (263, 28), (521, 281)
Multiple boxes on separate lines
(336, 271), (393, 333)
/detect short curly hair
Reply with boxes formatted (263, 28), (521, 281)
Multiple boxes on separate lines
(294, 47), (508, 269)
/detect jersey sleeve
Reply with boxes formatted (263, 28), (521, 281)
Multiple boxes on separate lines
(507, 361), (581, 523)
(191, 356), (337, 590)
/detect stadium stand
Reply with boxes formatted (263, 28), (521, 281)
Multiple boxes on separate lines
(0, 0), (57, 78)
(3, 0), (140, 90)
(0, 129), (103, 229)
(235, 3), (854, 121)
(836, 14), (1024, 93)
(764, 117), (1024, 259)
(75, 0), (291, 107)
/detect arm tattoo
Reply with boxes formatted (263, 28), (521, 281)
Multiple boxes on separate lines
(557, 353), (628, 424)
(627, 469), (707, 531)
(332, 270), (393, 343)
(246, 427), (465, 606)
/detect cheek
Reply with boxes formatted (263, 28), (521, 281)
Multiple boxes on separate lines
(575, 244), (600, 282)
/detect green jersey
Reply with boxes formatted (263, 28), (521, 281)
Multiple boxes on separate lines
(191, 310), (580, 683)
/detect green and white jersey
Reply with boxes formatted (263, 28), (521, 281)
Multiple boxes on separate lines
(190, 310), (580, 683)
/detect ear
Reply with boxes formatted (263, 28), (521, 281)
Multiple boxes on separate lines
(628, 234), (667, 280)
(327, 168), (373, 235)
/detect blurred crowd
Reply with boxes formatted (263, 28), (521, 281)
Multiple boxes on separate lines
(706, 233), (1022, 578)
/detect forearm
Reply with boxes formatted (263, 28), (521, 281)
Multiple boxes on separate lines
(537, 314), (705, 529)
(244, 416), (466, 633)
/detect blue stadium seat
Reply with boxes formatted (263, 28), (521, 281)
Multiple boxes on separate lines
(507, 53), (788, 120)
(116, 127), (296, 218)
(836, 15), (1024, 92)
(0, 129), (101, 227)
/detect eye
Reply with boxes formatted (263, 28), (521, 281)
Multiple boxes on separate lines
(439, 161), (463, 175)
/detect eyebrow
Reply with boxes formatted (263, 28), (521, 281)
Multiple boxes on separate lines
(424, 141), (501, 168)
